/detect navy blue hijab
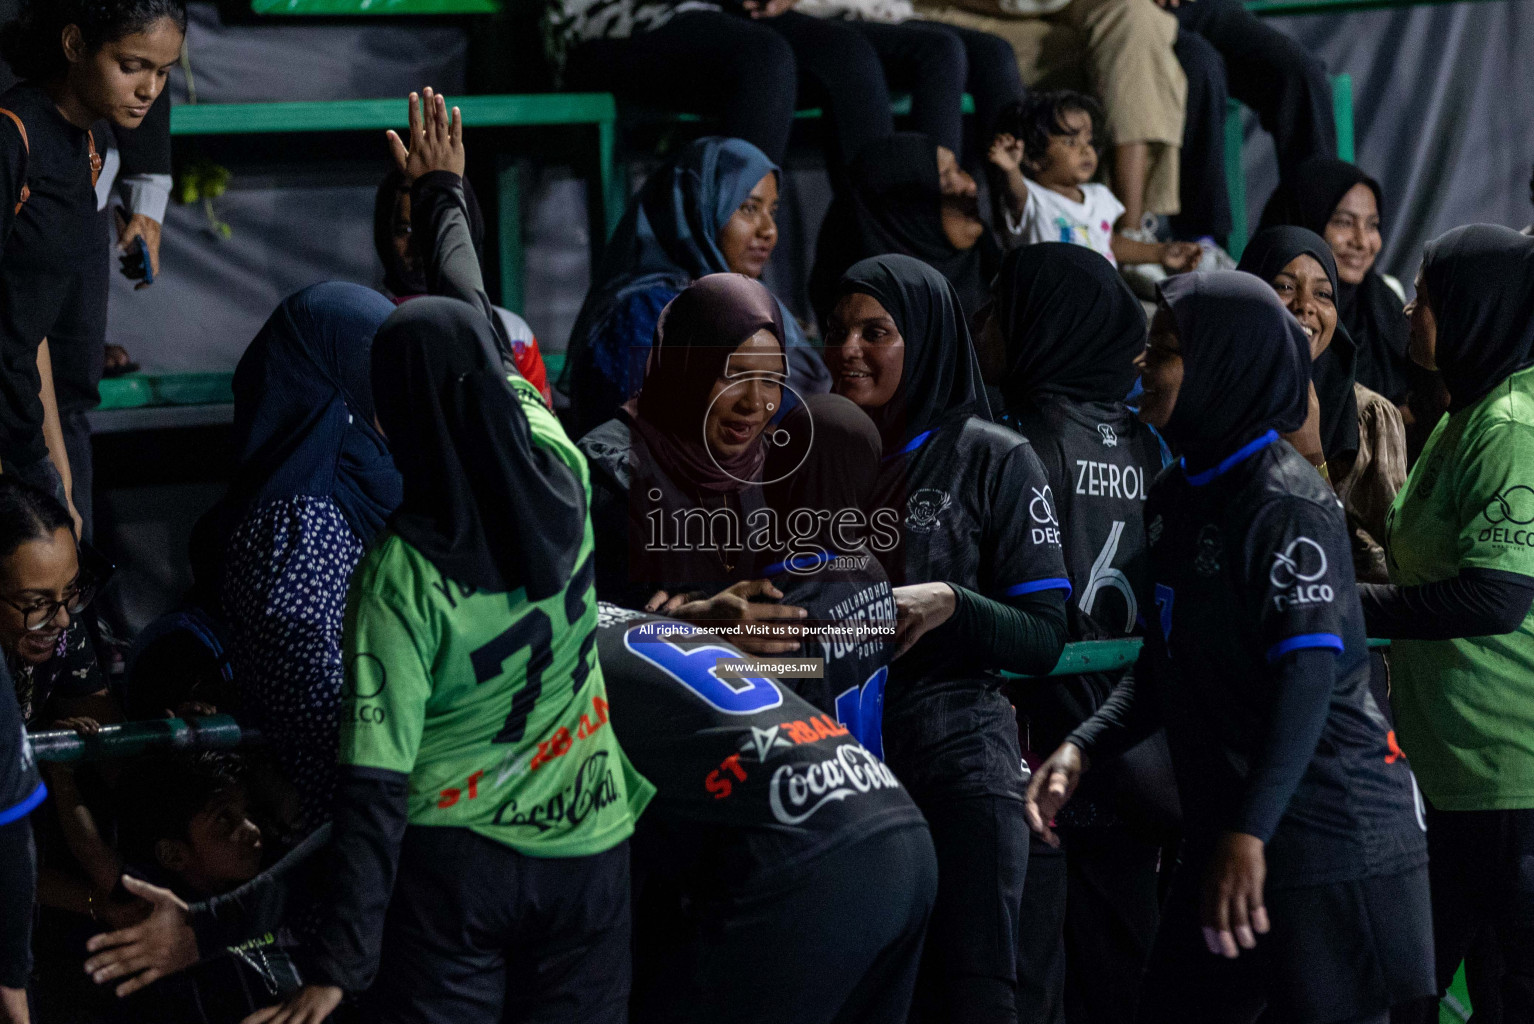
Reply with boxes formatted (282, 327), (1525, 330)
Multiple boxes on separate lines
(1158, 271), (1312, 469)
(194, 283), (400, 594)
(562, 137), (825, 422)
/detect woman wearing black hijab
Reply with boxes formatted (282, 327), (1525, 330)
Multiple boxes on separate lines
(1239, 225), (1408, 582)
(579, 273), (809, 650)
(1028, 272), (1432, 1024)
(825, 252), (1069, 1024)
(1258, 157), (1415, 411)
(987, 243), (1171, 1024)
(248, 88), (653, 1024)
(1237, 226), (1360, 471)
(1359, 226), (1534, 1023)
(809, 133), (1000, 320)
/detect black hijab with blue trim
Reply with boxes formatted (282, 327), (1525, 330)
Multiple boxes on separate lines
(1158, 271), (1312, 469)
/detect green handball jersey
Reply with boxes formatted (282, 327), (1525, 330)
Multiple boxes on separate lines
(340, 375), (653, 857)
(1386, 364), (1534, 811)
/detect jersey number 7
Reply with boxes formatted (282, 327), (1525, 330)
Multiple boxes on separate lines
(469, 558), (597, 745)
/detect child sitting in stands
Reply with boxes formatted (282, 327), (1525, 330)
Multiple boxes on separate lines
(989, 92), (1202, 274)
(85, 756), (338, 1022)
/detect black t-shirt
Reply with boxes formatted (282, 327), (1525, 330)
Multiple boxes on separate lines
(770, 552), (896, 756)
(0, 82), (108, 465)
(597, 605), (925, 899)
(1006, 397), (1161, 636)
(1143, 433), (1426, 887)
(0, 658), (44, 827)
(874, 414), (1070, 701)
(1004, 397), (1163, 763)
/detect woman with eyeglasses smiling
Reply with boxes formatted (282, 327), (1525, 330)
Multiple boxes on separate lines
(0, 476), (109, 729)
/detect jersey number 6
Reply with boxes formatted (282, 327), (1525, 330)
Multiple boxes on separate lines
(623, 625), (784, 715)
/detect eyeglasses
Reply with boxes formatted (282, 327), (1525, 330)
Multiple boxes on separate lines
(0, 544), (113, 632)
(0, 584), (97, 631)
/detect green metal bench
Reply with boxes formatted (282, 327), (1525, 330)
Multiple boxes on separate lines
(170, 94), (623, 315)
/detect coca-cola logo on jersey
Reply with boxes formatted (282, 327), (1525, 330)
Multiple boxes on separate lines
(768, 744), (902, 824)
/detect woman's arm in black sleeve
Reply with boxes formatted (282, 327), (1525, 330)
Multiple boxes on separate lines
(410, 171), (518, 369)
(1358, 567), (1534, 640)
(296, 769), (409, 994)
(186, 823), (332, 955)
(948, 584), (1068, 677)
(1067, 660), (1161, 764)
(1232, 647), (1335, 840)
(0, 819), (35, 990)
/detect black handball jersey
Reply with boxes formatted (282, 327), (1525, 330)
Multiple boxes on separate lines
(1143, 432), (1426, 887)
(767, 549), (897, 758)
(873, 414), (1070, 703)
(597, 605), (924, 898)
(1006, 397), (1162, 636)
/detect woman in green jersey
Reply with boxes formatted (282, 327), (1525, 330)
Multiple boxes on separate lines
(243, 90), (651, 1024)
(1358, 225), (1534, 1022)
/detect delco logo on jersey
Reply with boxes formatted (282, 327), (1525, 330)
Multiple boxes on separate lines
(1479, 486), (1534, 548)
(1075, 460), (1146, 501)
(1030, 486), (1061, 545)
(1269, 537), (1333, 610)
(768, 744), (902, 824)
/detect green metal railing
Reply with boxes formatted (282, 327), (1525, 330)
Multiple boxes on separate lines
(30, 715), (256, 765)
(30, 638), (1392, 761)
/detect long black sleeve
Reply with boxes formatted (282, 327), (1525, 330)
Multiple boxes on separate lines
(0, 818), (35, 989)
(186, 823), (331, 956)
(1067, 662), (1162, 765)
(949, 584), (1068, 677)
(410, 170), (520, 375)
(1359, 567), (1534, 640)
(1234, 647), (1334, 842)
(298, 768), (409, 994)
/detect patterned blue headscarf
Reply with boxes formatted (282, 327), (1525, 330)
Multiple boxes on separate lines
(563, 137), (826, 430)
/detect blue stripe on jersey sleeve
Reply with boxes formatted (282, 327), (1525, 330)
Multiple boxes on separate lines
(0, 780), (47, 826)
(1265, 632), (1345, 663)
(1004, 577), (1074, 599)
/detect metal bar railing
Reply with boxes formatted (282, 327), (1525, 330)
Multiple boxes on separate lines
(30, 715), (259, 765)
(29, 639), (1393, 761)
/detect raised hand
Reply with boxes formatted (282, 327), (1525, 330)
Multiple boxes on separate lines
(987, 134), (1026, 174)
(386, 87), (464, 184)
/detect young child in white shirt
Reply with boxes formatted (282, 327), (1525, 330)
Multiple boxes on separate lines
(989, 92), (1201, 272)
